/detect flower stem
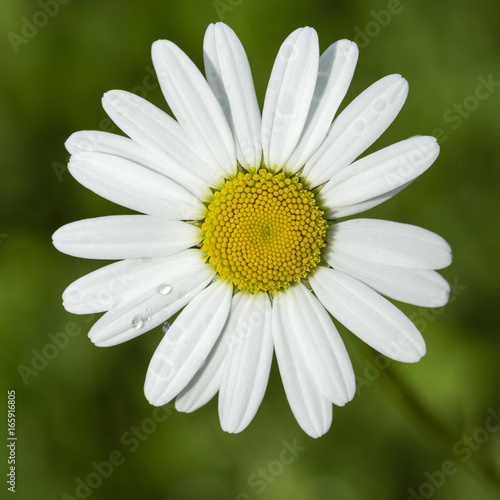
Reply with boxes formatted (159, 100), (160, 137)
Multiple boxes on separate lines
(380, 364), (500, 495)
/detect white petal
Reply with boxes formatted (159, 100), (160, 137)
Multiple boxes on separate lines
(204, 23), (262, 168)
(67, 129), (211, 201)
(310, 267), (426, 363)
(68, 152), (205, 220)
(152, 40), (236, 177)
(66, 128), (214, 200)
(275, 284), (355, 406)
(62, 259), (161, 314)
(273, 290), (332, 438)
(101, 90), (219, 196)
(261, 27), (319, 171)
(52, 216), (200, 260)
(328, 219), (452, 270)
(285, 40), (358, 173)
(320, 136), (439, 207)
(322, 182), (411, 219)
(62, 253), (203, 314)
(175, 293), (246, 413)
(174, 338), (224, 413)
(145, 279), (233, 406)
(219, 292), (273, 433)
(324, 250), (451, 307)
(66, 130), (178, 175)
(87, 252), (214, 346)
(303, 74), (408, 187)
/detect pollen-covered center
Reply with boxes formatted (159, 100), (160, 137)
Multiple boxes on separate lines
(201, 169), (328, 293)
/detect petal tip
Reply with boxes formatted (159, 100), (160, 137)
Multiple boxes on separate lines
(64, 133), (77, 152)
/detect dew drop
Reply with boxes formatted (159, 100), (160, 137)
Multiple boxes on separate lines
(146, 307), (151, 312)
(157, 284), (172, 295)
(162, 321), (171, 334)
(131, 315), (145, 330)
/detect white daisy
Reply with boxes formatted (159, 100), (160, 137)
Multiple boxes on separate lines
(53, 23), (452, 438)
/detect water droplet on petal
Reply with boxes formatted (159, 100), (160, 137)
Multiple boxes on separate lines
(132, 315), (145, 330)
(162, 321), (171, 334)
(145, 316), (151, 322)
(157, 284), (172, 295)
(146, 307), (151, 312)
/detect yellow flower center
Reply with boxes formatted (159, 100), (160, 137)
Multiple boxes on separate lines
(201, 168), (327, 294)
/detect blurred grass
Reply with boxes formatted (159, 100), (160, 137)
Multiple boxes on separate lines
(1, 0), (500, 499)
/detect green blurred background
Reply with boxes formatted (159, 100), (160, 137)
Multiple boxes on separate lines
(1, 0), (500, 499)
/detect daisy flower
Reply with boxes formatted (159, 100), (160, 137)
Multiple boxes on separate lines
(53, 23), (452, 438)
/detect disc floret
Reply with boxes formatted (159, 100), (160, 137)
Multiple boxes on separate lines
(201, 168), (327, 293)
